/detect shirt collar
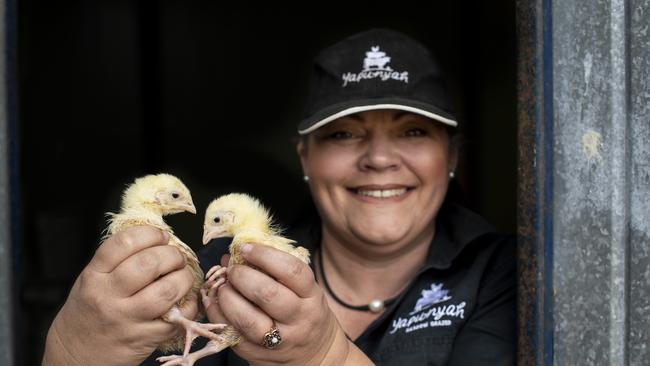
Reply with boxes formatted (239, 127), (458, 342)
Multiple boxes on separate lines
(423, 203), (495, 270)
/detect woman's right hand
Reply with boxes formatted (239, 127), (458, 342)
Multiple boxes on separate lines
(42, 226), (198, 366)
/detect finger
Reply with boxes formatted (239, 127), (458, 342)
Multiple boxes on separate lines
(239, 244), (316, 298)
(218, 283), (275, 345)
(111, 245), (186, 297)
(227, 264), (300, 323)
(202, 290), (228, 324)
(220, 254), (230, 267)
(91, 226), (170, 273)
(176, 289), (200, 322)
(141, 319), (184, 345)
(129, 267), (195, 319)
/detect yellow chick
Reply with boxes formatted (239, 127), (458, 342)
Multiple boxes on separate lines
(161, 193), (310, 365)
(104, 173), (226, 360)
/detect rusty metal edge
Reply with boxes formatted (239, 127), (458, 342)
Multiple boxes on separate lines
(516, 0), (553, 365)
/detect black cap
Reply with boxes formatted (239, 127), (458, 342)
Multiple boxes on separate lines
(298, 28), (457, 135)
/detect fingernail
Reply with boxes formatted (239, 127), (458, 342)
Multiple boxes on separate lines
(241, 244), (253, 254)
(161, 230), (170, 242)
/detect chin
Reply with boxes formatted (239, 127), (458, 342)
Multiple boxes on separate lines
(350, 223), (410, 247)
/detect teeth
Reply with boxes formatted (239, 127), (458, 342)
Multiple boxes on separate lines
(357, 188), (407, 198)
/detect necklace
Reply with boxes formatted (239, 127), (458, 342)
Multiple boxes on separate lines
(317, 248), (398, 313)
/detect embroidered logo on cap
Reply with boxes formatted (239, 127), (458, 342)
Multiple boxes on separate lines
(341, 46), (409, 87)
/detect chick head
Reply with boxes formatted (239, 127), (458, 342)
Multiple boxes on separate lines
(202, 193), (273, 244)
(122, 173), (196, 215)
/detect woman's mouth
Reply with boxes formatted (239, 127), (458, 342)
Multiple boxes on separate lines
(349, 185), (413, 200)
(356, 188), (408, 198)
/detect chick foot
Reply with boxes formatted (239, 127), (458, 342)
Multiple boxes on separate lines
(205, 265), (228, 283)
(200, 276), (227, 310)
(157, 339), (232, 366)
(164, 306), (227, 357)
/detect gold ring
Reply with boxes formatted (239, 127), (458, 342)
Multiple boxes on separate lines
(261, 324), (282, 349)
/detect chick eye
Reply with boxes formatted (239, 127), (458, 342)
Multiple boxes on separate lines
(171, 193), (180, 199)
(213, 217), (221, 224)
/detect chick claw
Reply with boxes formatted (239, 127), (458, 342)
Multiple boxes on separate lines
(205, 265), (228, 282)
(200, 277), (226, 310)
(156, 354), (185, 366)
(158, 340), (226, 366)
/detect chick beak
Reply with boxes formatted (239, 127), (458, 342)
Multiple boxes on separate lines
(182, 201), (197, 214)
(202, 225), (227, 245)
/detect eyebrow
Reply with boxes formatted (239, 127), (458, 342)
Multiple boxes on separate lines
(346, 111), (411, 122)
(346, 113), (364, 122)
(394, 111), (410, 120)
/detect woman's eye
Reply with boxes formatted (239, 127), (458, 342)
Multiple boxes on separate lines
(404, 128), (427, 137)
(329, 131), (354, 139)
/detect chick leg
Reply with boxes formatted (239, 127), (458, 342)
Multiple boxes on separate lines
(164, 306), (227, 357)
(157, 329), (240, 366)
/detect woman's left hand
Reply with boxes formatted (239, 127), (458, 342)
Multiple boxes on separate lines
(203, 243), (352, 366)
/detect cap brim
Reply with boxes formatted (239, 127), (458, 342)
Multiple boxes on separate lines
(298, 98), (457, 135)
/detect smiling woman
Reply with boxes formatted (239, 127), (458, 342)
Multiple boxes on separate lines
(41, 28), (515, 366)
(196, 28), (516, 366)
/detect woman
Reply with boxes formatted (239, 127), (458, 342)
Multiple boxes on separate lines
(43, 29), (515, 366)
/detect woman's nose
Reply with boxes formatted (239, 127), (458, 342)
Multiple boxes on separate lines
(358, 135), (401, 171)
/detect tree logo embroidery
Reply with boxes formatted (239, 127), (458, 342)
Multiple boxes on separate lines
(341, 46), (409, 87)
(363, 46), (392, 70)
(411, 283), (453, 314)
(389, 283), (465, 334)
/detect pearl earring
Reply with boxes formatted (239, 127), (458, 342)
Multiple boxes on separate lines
(303, 175), (310, 182)
(449, 171), (455, 179)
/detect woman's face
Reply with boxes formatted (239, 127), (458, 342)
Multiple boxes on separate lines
(298, 110), (456, 252)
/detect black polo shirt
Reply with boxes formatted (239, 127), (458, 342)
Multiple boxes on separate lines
(143, 203), (516, 366)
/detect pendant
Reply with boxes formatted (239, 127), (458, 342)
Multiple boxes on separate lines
(368, 299), (385, 313)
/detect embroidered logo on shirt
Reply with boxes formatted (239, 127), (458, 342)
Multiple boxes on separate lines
(389, 282), (466, 335)
(412, 283), (453, 314)
(341, 46), (409, 87)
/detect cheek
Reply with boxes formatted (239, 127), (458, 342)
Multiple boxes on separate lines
(306, 147), (357, 182)
(406, 146), (450, 180)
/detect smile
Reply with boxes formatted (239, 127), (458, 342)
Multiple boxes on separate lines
(355, 188), (409, 198)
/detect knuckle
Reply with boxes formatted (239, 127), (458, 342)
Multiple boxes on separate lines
(155, 279), (179, 303)
(116, 231), (137, 251)
(135, 251), (160, 274)
(257, 282), (279, 304)
(164, 246), (186, 268)
(237, 315), (257, 333)
(286, 260), (304, 280)
(180, 268), (195, 289)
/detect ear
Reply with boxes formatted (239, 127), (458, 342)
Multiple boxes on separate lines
(448, 139), (459, 173)
(224, 211), (235, 224)
(296, 140), (309, 177)
(154, 190), (165, 204)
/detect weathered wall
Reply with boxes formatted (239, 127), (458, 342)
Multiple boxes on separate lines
(552, 0), (649, 364)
